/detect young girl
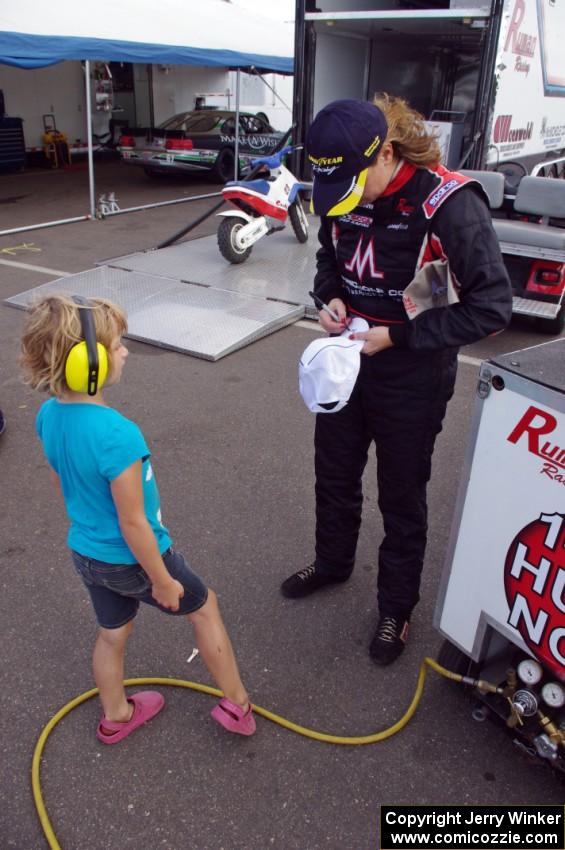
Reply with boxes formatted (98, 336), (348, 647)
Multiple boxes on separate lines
(21, 294), (255, 742)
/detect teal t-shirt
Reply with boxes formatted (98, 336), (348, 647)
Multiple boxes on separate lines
(36, 398), (172, 563)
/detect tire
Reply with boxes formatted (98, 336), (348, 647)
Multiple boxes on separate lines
(437, 639), (477, 677)
(496, 161), (527, 194)
(536, 301), (565, 336)
(288, 197), (309, 243)
(217, 217), (252, 264)
(211, 147), (236, 183)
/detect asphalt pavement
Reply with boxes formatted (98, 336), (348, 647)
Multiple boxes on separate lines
(1, 158), (563, 850)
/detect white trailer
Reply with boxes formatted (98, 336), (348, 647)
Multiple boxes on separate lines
(292, 0), (565, 333)
(293, 0), (565, 176)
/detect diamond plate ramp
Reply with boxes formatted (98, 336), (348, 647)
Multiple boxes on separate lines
(4, 266), (304, 361)
(100, 232), (318, 318)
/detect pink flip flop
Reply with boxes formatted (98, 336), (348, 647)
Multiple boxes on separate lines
(211, 698), (256, 736)
(96, 690), (165, 744)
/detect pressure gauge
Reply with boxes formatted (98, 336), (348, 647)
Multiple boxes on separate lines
(517, 658), (543, 685)
(541, 682), (565, 709)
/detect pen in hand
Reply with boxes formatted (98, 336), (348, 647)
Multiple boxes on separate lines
(308, 290), (346, 325)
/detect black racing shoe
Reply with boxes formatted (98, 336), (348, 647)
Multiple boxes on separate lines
(369, 616), (409, 666)
(280, 563), (349, 599)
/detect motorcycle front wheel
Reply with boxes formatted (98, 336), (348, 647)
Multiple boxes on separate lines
(217, 217), (253, 264)
(289, 197), (309, 244)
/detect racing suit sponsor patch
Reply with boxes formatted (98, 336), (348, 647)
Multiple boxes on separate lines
(423, 172), (471, 219)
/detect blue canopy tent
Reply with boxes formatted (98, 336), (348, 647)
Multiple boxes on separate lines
(0, 0), (294, 230)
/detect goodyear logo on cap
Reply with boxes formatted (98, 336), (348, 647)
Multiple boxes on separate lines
(308, 155), (344, 166)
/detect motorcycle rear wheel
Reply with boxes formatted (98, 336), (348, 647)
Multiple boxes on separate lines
(289, 198), (309, 243)
(218, 217), (252, 264)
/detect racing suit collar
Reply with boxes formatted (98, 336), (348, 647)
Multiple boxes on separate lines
(381, 161), (417, 197)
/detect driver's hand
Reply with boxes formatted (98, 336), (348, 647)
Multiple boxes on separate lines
(319, 298), (350, 334)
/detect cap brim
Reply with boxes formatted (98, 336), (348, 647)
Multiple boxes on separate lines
(310, 168), (368, 217)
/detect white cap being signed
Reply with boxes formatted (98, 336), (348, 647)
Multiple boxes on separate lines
(299, 317), (369, 413)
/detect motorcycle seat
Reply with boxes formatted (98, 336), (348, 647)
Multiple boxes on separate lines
(224, 179), (271, 196)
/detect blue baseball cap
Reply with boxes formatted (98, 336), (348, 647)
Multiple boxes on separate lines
(306, 99), (388, 217)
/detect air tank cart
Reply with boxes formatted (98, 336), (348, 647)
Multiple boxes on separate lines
(435, 338), (565, 772)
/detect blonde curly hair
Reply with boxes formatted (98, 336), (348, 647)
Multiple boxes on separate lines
(373, 93), (441, 168)
(20, 294), (127, 396)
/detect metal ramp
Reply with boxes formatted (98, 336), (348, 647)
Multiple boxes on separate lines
(512, 295), (562, 320)
(4, 266), (304, 361)
(100, 232), (319, 319)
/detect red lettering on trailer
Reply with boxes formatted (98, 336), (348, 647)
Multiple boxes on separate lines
(493, 115), (533, 144)
(494, 115), (513, 144)
(504, 0), (525, 53)
(504, 0), (537, 57)
(507, 405), (561, 462)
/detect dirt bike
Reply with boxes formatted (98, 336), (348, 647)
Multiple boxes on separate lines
(217, 146), (308, 264)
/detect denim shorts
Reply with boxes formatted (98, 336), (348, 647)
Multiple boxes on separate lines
(71, 547), (208, 629)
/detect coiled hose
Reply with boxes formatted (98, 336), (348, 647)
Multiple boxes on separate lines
(32, 656), (477, 850)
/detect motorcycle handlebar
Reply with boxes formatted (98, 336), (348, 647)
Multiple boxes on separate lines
(245, 126), (297, 179)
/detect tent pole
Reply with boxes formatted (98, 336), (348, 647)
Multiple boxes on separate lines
(234, 68), (240, 180)
(84, 61), (96, 219)
(254, 71), (291, 111)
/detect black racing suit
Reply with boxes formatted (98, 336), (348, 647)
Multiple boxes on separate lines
(312, 162), (512, 620)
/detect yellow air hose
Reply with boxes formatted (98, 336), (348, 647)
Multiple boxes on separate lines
(32, 657), (485, 850)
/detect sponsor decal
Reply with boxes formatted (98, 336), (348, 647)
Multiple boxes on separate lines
(343, 277), (385, 297)
(504, 0), (537, 58)
(340, 212), (372, 227)
(395, 198), (415, 216)
(423, 176), (468, 218)
(342, 277), (403, 299)
(308, 154), (343, 166)
(344, 235), (384, 280)
(540, 117), (565, 147)
(504, 512), (565, 680)
(493, 115), (534, 144)
(312, 164), (340, 176)
(507, 405), (565, 486)
(387, 223), (409, 231)
(514, 56), (531, 75)
(219, 135), (278, 149)
(428, 179), (458, 206)
(364, 135), (381, 158)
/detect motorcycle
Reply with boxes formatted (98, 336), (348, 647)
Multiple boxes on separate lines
(217, 146), (309, 264)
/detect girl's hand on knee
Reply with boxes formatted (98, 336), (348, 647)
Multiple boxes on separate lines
(152, 578), (185, 611)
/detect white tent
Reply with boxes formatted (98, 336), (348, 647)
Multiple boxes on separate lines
(0, 0), (294, 231)
(0, 0), (293, 73)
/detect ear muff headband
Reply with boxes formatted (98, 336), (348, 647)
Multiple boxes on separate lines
(65, 296), (108, 396)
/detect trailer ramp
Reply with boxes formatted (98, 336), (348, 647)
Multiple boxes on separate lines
(99, 232), (318, 319)
(4, 265), (304, 362)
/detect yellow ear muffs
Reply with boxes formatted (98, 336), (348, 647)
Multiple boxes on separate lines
(65, 341), (108, 393)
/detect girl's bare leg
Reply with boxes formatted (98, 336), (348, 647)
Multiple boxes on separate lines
(188, 590), (249, 709)
(93, 620), (135, 723)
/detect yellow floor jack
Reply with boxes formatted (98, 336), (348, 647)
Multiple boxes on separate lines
(41, 114), (71, 169)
